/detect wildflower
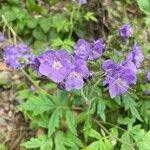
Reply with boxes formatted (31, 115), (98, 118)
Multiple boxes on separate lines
(89, 38), (105, 60)
(121, 61), (137, 73)
(73, 39), (92, 60)
(126, 42), (144, 68)
(65, 59), (89, 90)
(77, 0), (87, 4)
(102, 59), (137, 98)
(102, 59), (123, 85)
(147, 71), (150, 82)
(0, 34), (5, 42)
(119, 23), (132, 40)
(31, 50), (54, 71)
(37, 49), (72, 83)
(4, 43), (30, 69)
(108, 68), (136, 98)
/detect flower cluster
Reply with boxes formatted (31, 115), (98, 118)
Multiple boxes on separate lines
(2, 23), (147, 98)
(102, 59), (137, 98)
(32, 38), (105, 91)
(102, 24), (144, 98)
(4, 43), (30, 69)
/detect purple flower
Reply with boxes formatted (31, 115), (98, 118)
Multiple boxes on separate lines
(77, 0), (87, 4)
(31, 50), (54, 71)
(73, 39), (92, 60)
(109, 68), (136, 98)
(147, 71), (150, 82)
(34, 49), (72, 83)
(102, 59), (123, 85)
(102, 59), (137, 98)
(121, 61), (137, 73)
(4, 43), (30, 69)
(126, 42), (144, 68)
(89, 39), (105, 60)
(65, 59), (89, 90)
(0, 34), (5, 42)
(119, 23), (132, 40)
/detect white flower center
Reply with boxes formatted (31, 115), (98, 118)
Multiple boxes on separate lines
(115, 78), (122, 87)
(80, 45), (86, 51)
(70, 71), (79, 78)
(52, 61), (62, 70)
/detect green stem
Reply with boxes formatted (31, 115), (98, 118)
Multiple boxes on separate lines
(99, 120), (134, 137)
(21, 68), (53, 99)
(81, 88), (88, 104)
(93, 118), (135, 150)
(68, 8), (74, 39)
(2, 15), (17, 44)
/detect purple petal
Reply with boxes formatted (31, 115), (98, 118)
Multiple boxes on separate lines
(65, 73), (84, 91)
(147, 71), (150, 82)
(119, 23), (132, 40)
(73, 39), (92, 60)
(89, 38), (105, 60)
(109, 78), (128, 98)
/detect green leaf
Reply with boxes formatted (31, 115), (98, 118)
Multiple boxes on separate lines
(40, 18), (51, 33)
(21, 136), (52, 150)
(97, 101), (106, 122)
(62, 39), (74, 53)
(26, 18), (38, 28)
(110, 127), (118, 138)
(84, 12), (97, 22)
(83, 141), (100, 150)
(31, 114), (49, 129)
(122, 94), (143, 121)
(130, 107), (143, 122)
(18, 95), (54, 116)
(121, 132), (131, 150)
(137, 0), (150, 14)
(7, 0), (19, 5)
(55, 131), (79, 150)
(135, 131), (150, 150)
(48, 109), (61, 137)
(26, 0), (47, 14)
(66, 110), (77, 135)
(83, 139), (113, 150)
(88, 128), (102, 140)
(33, 40), (46, 51)
(15, 21), (25, 33)
(0, 144), (8, 150)
(67, 131), (83, 148)
(16, 89), (32, 100)
(51, 38), (63, 49)
(4, 11), (16, 22)
(32, 29), (47, 41)
(117, 117), (135, 126)
(122, 94), (137, 110)
(52, 14), (70, 33)
(55, 131), (66, 150)
(83, 116), (92, 142)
